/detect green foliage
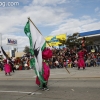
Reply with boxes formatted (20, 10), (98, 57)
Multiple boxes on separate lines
(65, 33), (93, 48)
(66, 33), (80, 48)
(23, 46), (30, 53)
(84, 37), (93, 46)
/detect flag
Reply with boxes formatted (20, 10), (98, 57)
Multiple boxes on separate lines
(1, 46), (9, 58)
(1, 46), (14, 65)
(24, 19), (46, 87)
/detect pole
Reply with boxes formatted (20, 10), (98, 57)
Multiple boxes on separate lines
(28, 17), (51, 47)
(28, 18), (70, 74)
(64, 67), (70, 74)
(28, 17), (42, 35)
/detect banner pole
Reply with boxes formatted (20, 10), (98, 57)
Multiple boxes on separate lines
(28, 17), (70, 74)
(28, 17), (51, 47)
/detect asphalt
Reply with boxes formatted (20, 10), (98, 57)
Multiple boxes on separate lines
(0, 66), (100, 80)
(0, 67), (100, 100)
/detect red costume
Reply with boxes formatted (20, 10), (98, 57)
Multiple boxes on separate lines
(36, 48), (52, 90)
(36, 62), (50, 85)
(4, 59), (12, 75)
(77, 50), (86, 69)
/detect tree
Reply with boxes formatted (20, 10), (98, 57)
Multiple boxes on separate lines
(23, 46), (30, 54)
(66, 33), (80, 48)
(84, 37), (93, 46)
(66, 32), (94, 49)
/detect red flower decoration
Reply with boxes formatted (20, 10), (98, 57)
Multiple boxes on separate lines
(42, 48), (53, 60)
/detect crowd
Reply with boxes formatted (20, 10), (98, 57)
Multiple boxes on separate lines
(0, 56), (30, 72)
(0, 46), (100, 73)
(48, 47), (100, 69)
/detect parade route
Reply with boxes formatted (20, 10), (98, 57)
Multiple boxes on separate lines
(0, 67), (100, 100)
(0, 67), (100, 80)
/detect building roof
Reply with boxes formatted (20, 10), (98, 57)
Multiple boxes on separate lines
(79, 30), (100, 37)
(78, 30), (100, 45)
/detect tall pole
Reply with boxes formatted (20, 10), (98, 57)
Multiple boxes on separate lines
(28, 18), (70, 74)
(28, 17), (51, 47)
(28, 17), (42, 35)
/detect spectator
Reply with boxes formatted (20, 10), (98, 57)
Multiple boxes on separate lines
(96, 56), (100, 66)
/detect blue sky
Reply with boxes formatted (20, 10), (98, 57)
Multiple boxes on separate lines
(0, 0), (100, 50)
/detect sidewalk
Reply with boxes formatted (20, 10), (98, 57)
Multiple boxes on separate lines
(0, 67), (100, 80)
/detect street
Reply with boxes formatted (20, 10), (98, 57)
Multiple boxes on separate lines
(0, 67), (100, 100)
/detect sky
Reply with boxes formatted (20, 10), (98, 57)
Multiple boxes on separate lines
(0, 0), (100, 51)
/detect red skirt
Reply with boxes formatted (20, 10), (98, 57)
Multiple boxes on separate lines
(78, 58), (85, 68)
